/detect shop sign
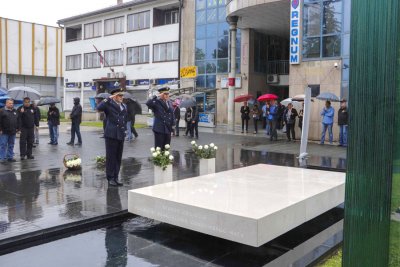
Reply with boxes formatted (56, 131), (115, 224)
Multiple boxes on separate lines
(290, 0), (301, 64)
(83, 82), (92, 87)
(180, 66), (197, 79)
(137, 79), (150, 85)
(66, 82), (76, 88)
(221, 77), (241, 89)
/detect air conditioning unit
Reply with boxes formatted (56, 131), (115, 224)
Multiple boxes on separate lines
(132, 80), (139, 86)
(150, 79), (157, 85)
(267, 74), (279, 84)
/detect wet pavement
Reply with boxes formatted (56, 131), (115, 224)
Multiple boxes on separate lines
(0, 126), (346, 265)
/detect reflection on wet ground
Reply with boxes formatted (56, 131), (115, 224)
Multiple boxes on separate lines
(0, 129), (346, 265)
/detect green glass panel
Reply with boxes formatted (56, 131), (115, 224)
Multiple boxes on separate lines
(343, 0), (400, 266)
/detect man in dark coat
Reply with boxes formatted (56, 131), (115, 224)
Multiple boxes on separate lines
(124, 99), (139, 141)
(338, 99), (348, 147)
(283, 103), (298, 142)
(240, 102), (250, 133)
(173, 103), (181, 136)
(97, 88), (127, 186)
(0, 99), (19, 162)
(32, 101), (41, 144)
(18, 97), (39, 160)
(47, 103), (60, 145)
(146, 87), (174, 150)
(67, 97), (82, 146)
(190, 105), (199, 139)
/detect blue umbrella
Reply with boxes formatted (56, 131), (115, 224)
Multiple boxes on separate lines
(316, 92), (340, 102)
(0, 96), (23, 108)
(0, 87), (7, 96)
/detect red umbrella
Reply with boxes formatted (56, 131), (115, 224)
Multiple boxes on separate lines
(257, 93), (278, 102)
(234, 94), (254, 103)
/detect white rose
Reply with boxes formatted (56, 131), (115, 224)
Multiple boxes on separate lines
(150, 147), (155, 152)
(165, 151), (170, 156)
(156, 151), (161, 156)
(156, 147), (161, 151)
(204, 145), (209, 149)
(191, 140), (196, 145)
(214, 146), (218, 150)
(165, 144), (170, 149)
(169, 155), (174, 160)
(198, 145), (203, 150)
(210, 143), (215, 147)
(77, 159), (81, 165)
(152, 152), (158, 157)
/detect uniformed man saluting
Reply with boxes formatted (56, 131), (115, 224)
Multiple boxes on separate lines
(97, 88), (127, 186)
(146, 87), (174, 150)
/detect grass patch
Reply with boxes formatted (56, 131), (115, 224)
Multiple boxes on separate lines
(390, 221), (400, 266)
(80, 122), (147, 129)
(316, 248), (342, 267)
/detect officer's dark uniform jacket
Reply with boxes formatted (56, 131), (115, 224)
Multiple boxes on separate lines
(17, 105), (39, 129)
(146, 97), (174, 134)
(97, 98), (127, 141)
(0, 108), (19, 135)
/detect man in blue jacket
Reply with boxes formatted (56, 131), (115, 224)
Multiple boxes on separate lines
(97, 88), (127, 186)
(320, 100), (335, 145)
(146, 87), (174, 150)
(268, 100), (278, 141)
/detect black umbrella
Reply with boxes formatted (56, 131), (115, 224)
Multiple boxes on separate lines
(37, 97), (61, 106)
(180, 99), (196, 108)
(95, 93), (111, 99)
(127, 99), (142, 114)
(8, 86), (41, 100)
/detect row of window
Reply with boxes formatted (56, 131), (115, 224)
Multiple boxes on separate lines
(68, 10), (179, 41)
(66, 42), (179, 70)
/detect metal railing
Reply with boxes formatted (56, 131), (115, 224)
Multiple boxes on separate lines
(267, 60), (289, 75)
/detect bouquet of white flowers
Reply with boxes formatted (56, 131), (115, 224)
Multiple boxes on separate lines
(63, 154), (82, 170)
(150, 145), (174, 170)
(191, 141), (218, 159)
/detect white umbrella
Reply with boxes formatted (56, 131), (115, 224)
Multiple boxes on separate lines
(281, 98), (302, 110)
(8, 86), (41, 100)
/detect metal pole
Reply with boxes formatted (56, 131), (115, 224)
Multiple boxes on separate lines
(299, 86), (311, 165)
(227, 16), (238, 131)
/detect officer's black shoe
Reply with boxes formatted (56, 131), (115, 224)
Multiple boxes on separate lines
(20, 156), (25, 160)
(75, 143), (82, 146)
(27, 155), (34, 159)
(66, 142), (73, 146)
(108, 180), (118, 186)
(114, 180), (123, 186)
(7, 159), (16, 162)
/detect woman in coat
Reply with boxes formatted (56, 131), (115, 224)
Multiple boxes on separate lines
(251, 104), (261, 134)
(283, 103), (298, 141)
(240, 102), (250, 133)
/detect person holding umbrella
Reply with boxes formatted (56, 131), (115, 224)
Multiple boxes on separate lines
(320, 100), (335, 145)
(0, 99), (19, 162)
(18, 97), (39, 160)
(67, 97), (82, 146)
(97, 88), (127, 186)
(173, 103), (181, 137)
(47, 103), (60, 145)
(252, 104), (261, 134)
(268, 100), (278, 141)
(184, 107), (192, 136)
(190, 105), (199, 139)
(240, 102), (250, 133)
(146, 87), (174, 150)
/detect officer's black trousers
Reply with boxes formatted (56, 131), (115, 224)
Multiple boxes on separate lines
(105, 137), (124, 181)
(20, 127), (34, 157)
(154, 131), (171, 150)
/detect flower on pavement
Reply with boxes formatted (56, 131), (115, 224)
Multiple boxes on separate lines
(150, 147), (155, 152)
(165, 144), (170, 149)
(204, 145), (209, 149)
(214, 146), (218, 150)
(156, 147), (161, 151)
(198, 145), (203, 150)
(210, 143), (215, 147)
(165, 151), (170, 156)
(169, 155), (174, 160)
(152, 152), (158, 157)
(191, 140), (196, 145)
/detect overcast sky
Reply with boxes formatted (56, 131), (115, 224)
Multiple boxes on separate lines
(0, 0), (118, 26)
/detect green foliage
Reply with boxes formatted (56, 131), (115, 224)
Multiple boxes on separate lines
(150, 145), (174, 170)
(191, 141), (218, 159)
(389, 221), (400, 267)
(95, 156), (106, 167)
(317, 248), (342, 267)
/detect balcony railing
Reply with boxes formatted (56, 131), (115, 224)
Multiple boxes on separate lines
(267, 60), (289, 75)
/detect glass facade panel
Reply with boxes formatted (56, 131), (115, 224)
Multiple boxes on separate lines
(197, 75), (206, 87)
(304, 3), (321, 36)
(206, 75), (216, 88)
(196, 11), (206, 24)
(195, 40), (206, 60)
(196, 0), (206, 10)
(207, 8), (217, 23)
(206, 61), (217, 74)
(196, 25), (206, 39)
(217, 36), (228, 58)
(207, 24), (218, 38)
(196, 61), (206, 74)
(322, 35), (341, 57)
(218, 7), (226, 22)
(207, 0), (218, 8)
(323, 0), (342, 34)
(303, 37), (321, 58)
(206, 38), (218, 59)
(217, 59), (228, 73)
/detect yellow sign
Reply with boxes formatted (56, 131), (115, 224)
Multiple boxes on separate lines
(180, 66), (197, 78)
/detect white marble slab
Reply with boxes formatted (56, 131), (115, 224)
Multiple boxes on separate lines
(128, 164), (345, 247)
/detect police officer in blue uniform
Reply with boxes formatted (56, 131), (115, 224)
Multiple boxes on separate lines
(146, 87), (174, 150)
(97, 88), (127, 186)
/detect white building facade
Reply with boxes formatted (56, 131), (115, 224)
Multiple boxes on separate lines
(0, 18), (63, 98)
(58, 0), (180, 112)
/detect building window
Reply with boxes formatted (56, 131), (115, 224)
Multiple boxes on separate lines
(104, 17), (124, 35)
(165, 10), (179, 25)
(84, 21), (102, 39)
(127, 45), (150, 64)
(104, 49), (123, 66)
(303, 0), (342, 59)
(66, 25), (82, 42)
(127, 11), (150, 31)
(153, 42), (179, 62)
(84, 52), (101, 69)
(66, 55), (81, 70)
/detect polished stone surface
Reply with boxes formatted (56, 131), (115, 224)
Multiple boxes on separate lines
(129, 165), (345, 246)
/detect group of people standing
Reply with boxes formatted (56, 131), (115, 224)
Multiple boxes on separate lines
(0, 97), (63, 162)
(240, 98), (348, 146)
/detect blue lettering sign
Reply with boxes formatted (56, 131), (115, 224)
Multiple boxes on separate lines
(290, 0), (301, 65)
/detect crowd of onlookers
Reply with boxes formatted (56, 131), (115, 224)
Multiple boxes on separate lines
(239, 99), (348, 146)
